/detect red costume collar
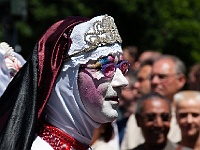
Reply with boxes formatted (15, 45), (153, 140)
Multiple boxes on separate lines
(37, 122), (89, 150)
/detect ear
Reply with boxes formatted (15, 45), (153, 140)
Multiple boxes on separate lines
(177, 74), (186, 89)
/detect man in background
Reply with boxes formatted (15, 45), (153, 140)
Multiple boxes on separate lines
(133, 92), (175, 150)
(121, 54), (186, 149)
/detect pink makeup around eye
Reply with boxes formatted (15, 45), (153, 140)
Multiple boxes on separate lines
(108, 55), (115, 62)
(120, 54), (124, 61)
(107, 54), (124, 63)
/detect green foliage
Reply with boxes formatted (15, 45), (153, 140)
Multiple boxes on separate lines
(16, 21), (32, 37)
(1, 0), (200, 67)
(119, 0), (200, 67)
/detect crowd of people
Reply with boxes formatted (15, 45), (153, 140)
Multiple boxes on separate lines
(117, 47), (200, 150)
(0, 14), (200, 150)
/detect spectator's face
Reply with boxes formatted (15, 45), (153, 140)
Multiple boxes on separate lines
(151, 58), (184, 100)
(123, 49), (135, 66)
(134, 65), (152, 98)
(78, 53), (128, 123)
(137, 98), (171, 148)
(176, 99), (200, 138)
(188, 69), (196, 89)
(121, 76), (136, 102)
(120, 76), (138, 116)
(188, 69), (200, 90)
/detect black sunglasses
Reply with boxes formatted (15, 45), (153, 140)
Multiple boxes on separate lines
(141, 112), (171, 122)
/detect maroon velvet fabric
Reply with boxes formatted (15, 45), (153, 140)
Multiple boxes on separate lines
(37, 16), (89, 118)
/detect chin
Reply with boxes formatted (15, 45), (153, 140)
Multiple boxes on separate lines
(102, 111), (118, 123)
(155, 136), (166, 145)
(154, 139), (167, 148)
(154, 143), (166, 149)
(186, 131), (198, 137)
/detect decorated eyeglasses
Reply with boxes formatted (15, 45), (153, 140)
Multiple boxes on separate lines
(81, 60), (130, 78)
(101, 60), (130, 78)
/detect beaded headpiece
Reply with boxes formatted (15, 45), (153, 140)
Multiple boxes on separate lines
(65, 14), (122, 61)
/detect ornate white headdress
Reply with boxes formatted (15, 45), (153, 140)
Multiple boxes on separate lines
(66, 14), (123, 67)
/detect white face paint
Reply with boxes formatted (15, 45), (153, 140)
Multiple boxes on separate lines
(92, 70), (105, 80)
(78, 53), (128, 123)
(111, 68), (129, 87)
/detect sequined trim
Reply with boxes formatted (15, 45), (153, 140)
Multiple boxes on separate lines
(36, 123), (89, 150)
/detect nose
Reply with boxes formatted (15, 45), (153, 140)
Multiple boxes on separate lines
(154, 116), (164, 127)
(151, 75), (160, 85)
(134, 81), (140, 89)
(111, 68), (128, 87)
(186, 114), (193, 124)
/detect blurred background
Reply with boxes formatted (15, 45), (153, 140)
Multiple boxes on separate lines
(0, 0), (200, 69)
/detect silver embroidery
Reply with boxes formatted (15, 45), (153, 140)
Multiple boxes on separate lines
(84, 14), (122, 49)
(65, 15), (122, 61)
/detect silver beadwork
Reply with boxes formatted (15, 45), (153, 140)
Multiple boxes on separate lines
(64, 14), (122, 61)
(84, 14), (122, 48)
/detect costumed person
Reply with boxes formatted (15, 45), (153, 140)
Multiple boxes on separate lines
(0, 41), (26, 96)
(0, 41), (26, 130)
(0, 42), (26, 79)
(0, 46), (10, 97)
(0, 14), (129, 150)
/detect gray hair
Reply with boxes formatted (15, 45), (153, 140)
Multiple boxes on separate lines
(174, 90), (200, 106)
(135, 92), (171, 115)
(154, 55), (186, 75)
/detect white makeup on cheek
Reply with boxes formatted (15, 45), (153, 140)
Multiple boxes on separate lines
(93, 70), (104, 80)
(111, 68), (128, 87)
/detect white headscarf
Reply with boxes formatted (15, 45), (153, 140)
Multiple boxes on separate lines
(44, 15), (123, 145)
